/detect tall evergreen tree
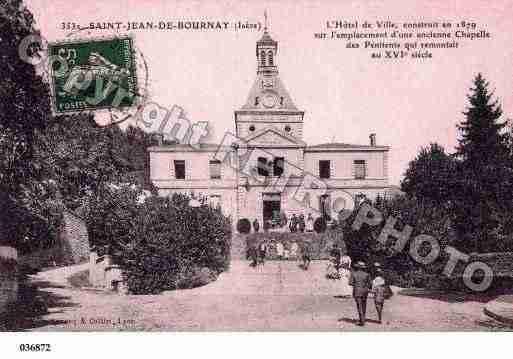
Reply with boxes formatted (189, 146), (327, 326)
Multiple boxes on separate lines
(453, 73), (512, 252)
(455, 73), (508, 165)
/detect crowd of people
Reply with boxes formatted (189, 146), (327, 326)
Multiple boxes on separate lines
(287, 213), (315, 233)
(248, 239), (311, 269)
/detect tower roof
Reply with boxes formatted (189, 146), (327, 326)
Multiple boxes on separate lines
(257, 30), (277, 46)
(240, 74), (298, 111)
(240, 24), (299, 112)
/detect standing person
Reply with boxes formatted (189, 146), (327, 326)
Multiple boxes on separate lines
(302, 241), (311, 270)
(258, 241), (267, 265)
(372, 267), (386, 324)
(330, 244), (342, 272)
(249, 245), (258, 267)
(305, 213), (314, 232)
(290, 241), (299, 259)
(298, 214), (306, 233)
(289, 214), (298, 232)
(340, 254), (352, 278)
(276, 241), (284, 260)
(349, 261), (372, 326)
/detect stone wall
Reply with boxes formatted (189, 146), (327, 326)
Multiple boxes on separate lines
(0, 246), (18, 316)
(18, 210), (90, 270)
(89, 252), (126, 293)
(59, 210), (90, 264)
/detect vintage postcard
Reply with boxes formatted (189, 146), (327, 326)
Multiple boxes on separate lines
(1, 0), (513, 352)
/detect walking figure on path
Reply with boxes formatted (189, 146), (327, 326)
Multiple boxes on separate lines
(249, 245), (258, 267)
(372, 266), (386, 324)
(301, 241), (311, 270)
(258, 241), (267, 265)
(349, 261), (372, 326)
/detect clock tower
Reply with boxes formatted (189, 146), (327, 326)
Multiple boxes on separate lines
(234, 17), (305, 140)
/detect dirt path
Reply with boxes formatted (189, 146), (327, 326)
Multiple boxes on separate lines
(11, 261), (512, 331)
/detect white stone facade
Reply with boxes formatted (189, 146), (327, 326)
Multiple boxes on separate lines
(149, 29), (392, 225)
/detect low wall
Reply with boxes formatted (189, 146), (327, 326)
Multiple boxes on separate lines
(18, 210), (90, 270)
(0, 246), (18, 316)
(89, 252), (126, 293)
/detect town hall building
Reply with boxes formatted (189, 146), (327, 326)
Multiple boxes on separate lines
(148, 26), (393, 225)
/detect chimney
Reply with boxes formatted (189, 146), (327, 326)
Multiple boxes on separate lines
(369, 133), (376, 146)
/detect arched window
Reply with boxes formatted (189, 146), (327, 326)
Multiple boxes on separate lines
(260, 51), (266, 66)
(268, 51), (274, 66)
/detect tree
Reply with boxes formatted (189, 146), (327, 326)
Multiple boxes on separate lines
(453, 73), (513, 252)
(401, 143), (457, 204)
(455, 73), (508, 165)
(0, 0), (54, 247)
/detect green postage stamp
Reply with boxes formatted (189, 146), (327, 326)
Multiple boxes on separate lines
(48, 36), (138, 113)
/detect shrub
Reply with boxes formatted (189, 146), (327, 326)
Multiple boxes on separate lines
(90, 192), (231, 294)
(176, 265), (218, 289)
(252, 219), (260, 233)
(86, 184), (142, 257)
(237, 218), (251, 234)
(314, 217), (327, 233)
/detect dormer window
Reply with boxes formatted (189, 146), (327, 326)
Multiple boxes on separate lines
(280, 97), (284, 105)
(254, 97), (259, 105)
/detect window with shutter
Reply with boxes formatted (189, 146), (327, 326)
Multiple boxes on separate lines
(209, 160), (221, 179)
(319, 160), (330, 179)
(174, 160), (185, 179)
(354, 160), (366, 179)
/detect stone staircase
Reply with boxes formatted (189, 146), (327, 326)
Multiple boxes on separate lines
(177, 260), (352, 297)
(230, 233), (247, 260)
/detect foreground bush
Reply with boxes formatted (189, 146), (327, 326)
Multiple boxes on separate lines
(88, 190), (231, 294)
(118, 193), (231, 294)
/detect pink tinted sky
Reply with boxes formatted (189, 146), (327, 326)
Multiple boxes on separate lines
(27, 0), (513, 185)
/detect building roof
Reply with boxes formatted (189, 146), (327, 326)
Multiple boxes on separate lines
(257, 30), (278, 46)
(239, 73), (299, 111)
(148, 143), (233, 152)
(306, 142), (389, 151)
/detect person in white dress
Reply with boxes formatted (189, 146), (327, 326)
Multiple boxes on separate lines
(305, 213), (314, 232)
(290, 241), (299, 259)
(276, 241), (284, 260)
(340, 255), (352, 278)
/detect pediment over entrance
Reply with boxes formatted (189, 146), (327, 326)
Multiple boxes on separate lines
(243, 127), (306, 147)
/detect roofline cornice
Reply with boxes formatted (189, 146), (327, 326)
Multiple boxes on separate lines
(235, 110), (305, 116)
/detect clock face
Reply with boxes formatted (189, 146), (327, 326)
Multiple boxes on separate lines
(262, 78), (274, 89)
(262, 93), (277, 108)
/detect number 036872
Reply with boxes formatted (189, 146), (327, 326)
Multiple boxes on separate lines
(18, 344), (51, 352)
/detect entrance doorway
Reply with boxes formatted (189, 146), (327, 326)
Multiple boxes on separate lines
(263, 193), (281, 224)
(319, 194), (331, 220)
